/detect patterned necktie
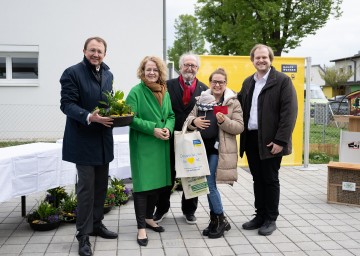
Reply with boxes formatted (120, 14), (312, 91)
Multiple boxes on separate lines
(183, 81), (191, 105)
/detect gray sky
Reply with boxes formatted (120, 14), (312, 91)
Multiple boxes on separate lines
(166, 0), (360, 66)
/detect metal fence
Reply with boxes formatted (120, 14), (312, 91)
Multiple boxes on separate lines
(309, 102), (349, 156)
(0, 104), (65, 141)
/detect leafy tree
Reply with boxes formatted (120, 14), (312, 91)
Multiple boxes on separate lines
(195, 0), (342, 56)
(319, 65), (353, 94)
(167, 14), (206, 69)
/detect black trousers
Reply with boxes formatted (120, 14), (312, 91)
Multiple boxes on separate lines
(133, 188), (161, 229)
(75, 164), (109, 239)
(155, 137), (198, 216)
(245, 130), (281, 221)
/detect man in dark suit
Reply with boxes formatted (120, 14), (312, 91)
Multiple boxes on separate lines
(238, 44), (298, 236)
(154, 52), (208, 224)
(60, 37), (118, 256)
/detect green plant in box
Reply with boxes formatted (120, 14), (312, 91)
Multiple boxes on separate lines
(96, 90), (133, 117)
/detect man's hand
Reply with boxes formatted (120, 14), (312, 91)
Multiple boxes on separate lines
(193, 116), (210, 130)
(267, 142), (283, 154)
(89, 109), (114, 127)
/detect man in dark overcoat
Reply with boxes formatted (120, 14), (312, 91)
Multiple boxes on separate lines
(154, 52), (207, 224)
(60, 36), (118, 256)
(238, 44), (298, 236)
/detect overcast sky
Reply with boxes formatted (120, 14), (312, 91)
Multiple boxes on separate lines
(166, 0), (360, 67)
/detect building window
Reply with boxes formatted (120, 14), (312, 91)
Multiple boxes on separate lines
(348, 65), (352, 73)
(0, 45), (39, 86)
(0, 57), (5, 79)
(12, 57), (38, 79)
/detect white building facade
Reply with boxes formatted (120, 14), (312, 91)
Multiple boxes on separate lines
(0, 0), (164, 140)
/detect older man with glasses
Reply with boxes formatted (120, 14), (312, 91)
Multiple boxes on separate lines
(153, 52), (208, 225)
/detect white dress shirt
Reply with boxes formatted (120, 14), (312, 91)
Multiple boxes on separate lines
(248, 68), (271, 130)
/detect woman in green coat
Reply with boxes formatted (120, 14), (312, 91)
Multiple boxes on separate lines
(126, 56), (175, 247)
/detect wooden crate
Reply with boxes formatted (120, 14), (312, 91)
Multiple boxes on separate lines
(327, 161), (360, 207)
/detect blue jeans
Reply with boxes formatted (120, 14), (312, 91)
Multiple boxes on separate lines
(206, 154), (223, 215)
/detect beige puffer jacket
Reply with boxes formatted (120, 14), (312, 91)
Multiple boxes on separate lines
(186, 88), (244, 185)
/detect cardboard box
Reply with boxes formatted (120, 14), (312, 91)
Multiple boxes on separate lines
(327, 161), (360, 207)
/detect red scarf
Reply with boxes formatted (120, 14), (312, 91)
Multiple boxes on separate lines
(179, 75), (197, 105)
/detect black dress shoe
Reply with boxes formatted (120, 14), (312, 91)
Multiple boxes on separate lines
(89, 223), (118, 239)
(78, 235), (92, 256)
(258, 220), (277, 236)
(137, 235), (148, 246)
(146, 223), (165, 232)
(242, 216), (264, 230)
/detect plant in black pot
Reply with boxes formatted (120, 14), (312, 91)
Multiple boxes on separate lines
(109, 177), (131, 206)
(59, 191), (77, 223)
(104, 187), (116, 214)
(94, 90), (134, 127)
(45, 186), (69, 208)
(27, 200), (62, 231)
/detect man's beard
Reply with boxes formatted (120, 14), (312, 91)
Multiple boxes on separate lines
(182, 72), (195, 81)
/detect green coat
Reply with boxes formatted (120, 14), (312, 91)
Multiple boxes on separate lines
(126, 81), (175, 192)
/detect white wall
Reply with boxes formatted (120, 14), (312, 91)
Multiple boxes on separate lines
(309, 65), (325, 86)
(0, 0), (163, 140)
(334, 57), (360, 83)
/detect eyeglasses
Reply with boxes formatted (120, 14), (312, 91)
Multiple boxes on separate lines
(87, 48), (104, 55)
(210, 80), (226, 86)
(183, 63), (198, 69)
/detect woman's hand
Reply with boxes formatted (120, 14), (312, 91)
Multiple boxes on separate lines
(215, 112), (226, 124)
(154, 128), (170, 140)
(193, 116), (210, 130)
(162, 128), (170, 139)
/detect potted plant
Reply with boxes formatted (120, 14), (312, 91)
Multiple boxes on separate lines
(109, 177), (131, 206)
(95, 90), (134, 127)
(45, 186), (69, 208)
(59, 191), (77, 223)
(104, 187), (116, 214)
(27, 200), (62, 231)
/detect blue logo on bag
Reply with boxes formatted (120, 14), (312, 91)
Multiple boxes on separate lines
(193, 139), (202, 147)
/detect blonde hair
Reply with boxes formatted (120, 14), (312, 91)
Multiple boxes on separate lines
(137, 56), (167, 85)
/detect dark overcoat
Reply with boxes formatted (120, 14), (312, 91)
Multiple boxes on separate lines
(60, 58), (114, 165)
(167, 78), (208, 131)
(238, 67), (298, 160)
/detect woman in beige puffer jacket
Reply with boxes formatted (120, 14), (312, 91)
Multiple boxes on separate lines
(186, 68), (244, 239)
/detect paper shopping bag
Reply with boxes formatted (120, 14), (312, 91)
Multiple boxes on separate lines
(181, 176), (209, 199)
(174, 120), (210, 178)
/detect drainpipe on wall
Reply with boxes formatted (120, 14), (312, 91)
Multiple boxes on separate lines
(163, 0), (166, 61)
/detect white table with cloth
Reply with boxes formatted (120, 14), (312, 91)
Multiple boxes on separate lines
(56, 134), (131, 180)
(0, 134), (131, 215)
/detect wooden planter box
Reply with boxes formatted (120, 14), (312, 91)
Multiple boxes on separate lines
(327, 161), (360, 207)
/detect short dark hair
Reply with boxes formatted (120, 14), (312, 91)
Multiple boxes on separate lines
(84, 37), (107, 52)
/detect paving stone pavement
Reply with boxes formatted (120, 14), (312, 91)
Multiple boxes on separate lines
(1, 165), (360, 256)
